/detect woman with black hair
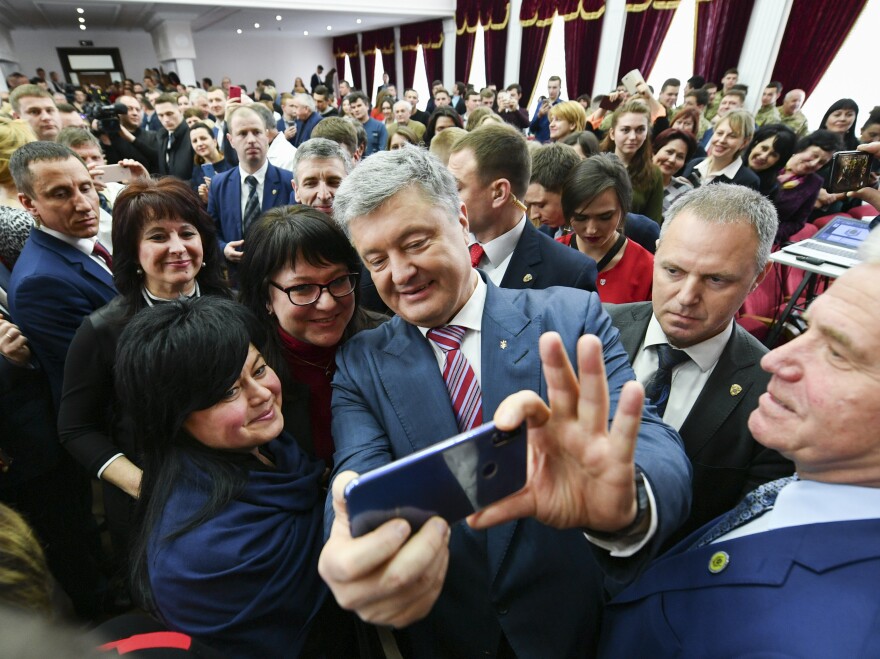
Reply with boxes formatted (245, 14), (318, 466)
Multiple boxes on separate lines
(742, 123), (797, 197)
(115, 296), (342, 657)
(424, 106), (464, 146)
(812, 98), (861, 217)
(58, 178), (230, 566)
(774, 129), (842, 244)
(238, 206), (385, 466)
(557, 153), (654, 303)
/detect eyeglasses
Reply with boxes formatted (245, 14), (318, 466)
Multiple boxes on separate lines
(269, 273), (358, 306)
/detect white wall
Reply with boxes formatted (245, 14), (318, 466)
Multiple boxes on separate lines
(10, 28), (157, 79)
(8, 27), (333, 94)
(192, 32), (333, 92)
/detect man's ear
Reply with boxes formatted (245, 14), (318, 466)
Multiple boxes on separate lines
(751, 260), (774, 291)
(291, 180), (301, 203)
(491, 179), (511, 208)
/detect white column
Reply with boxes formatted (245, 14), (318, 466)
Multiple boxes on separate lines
(738, 0), (794, 113)
(150, 20), (197, 86)
(357, 33), (367, 94)
(442, 18), (456, 87)
(0, 25), (19, 90)
(592, 0), (627, 95)
(504, 0), (523, 87)
(393, 27), (404, 92)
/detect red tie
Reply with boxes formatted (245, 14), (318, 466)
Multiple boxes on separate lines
(427, 325), (483, 432)
(469, 243), (485, 268)
(92, 241), (113, 269)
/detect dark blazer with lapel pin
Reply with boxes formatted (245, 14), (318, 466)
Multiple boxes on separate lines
(8, 229), (118, 406)
(598, 518), (880, 657)
(500, 219), (597, 292)
(207, 163), (295, 254)
(328, 277), (692, 658)
(606, 301), (794, 546)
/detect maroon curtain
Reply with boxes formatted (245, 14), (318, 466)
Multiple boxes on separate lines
(693, 0), (755, 84)
(519, 0), (557, 105)
(616, 0), (678, 82)
(361, 28), (395, 100)
(771, 0), (868, 99)
(562, 0), (605, 99)
(332, 35), (360, 93)
(481, 0), (510, 87)
(400, 20), (444, 90)
(423, 38), (444, 85)
(456, 2), (480, 83)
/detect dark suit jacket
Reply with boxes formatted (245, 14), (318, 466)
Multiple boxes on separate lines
(500, 219), (597, 292)
(293, 111), (323, 148)
(682, 157), (761, 191)
(157, 121), (195, 181)
(8, 229), (117, 406)
(606, 301), (794, 545)
(207, 163), (295, 253)
(213, 120), (239, 167)
(329, 278), (692, 658)
(599, 518), (880, 657)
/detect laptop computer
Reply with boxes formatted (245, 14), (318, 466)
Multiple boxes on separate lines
(782, 216), (871, 268)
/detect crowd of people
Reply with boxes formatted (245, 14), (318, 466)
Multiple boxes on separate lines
(0, 60), (878, 657)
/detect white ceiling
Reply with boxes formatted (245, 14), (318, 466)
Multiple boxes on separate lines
(1, 0), (451, 36)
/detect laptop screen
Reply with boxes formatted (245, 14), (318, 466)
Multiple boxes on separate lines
(815, 217), (870, 249)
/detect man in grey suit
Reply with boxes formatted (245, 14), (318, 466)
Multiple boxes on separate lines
(606, 184), (794, 545)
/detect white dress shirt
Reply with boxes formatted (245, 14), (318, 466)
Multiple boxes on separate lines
(38, 226), (112, 275)
(716, 479), (880, 544)
(694, 157), (745, 185)
(469, 215), (527, 285)
(238, 159), (269, 220)
(268, 132), (296, 172)
(632, 314), (733, 431)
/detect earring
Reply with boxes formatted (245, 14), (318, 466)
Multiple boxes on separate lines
(136, 266), (143, 275)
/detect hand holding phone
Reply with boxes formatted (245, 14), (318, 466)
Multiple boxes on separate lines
(345, 421), (527, 537)
(228, 85), (242, 101)
(94, 163), (133, 184)
(828, 150), (874, 193)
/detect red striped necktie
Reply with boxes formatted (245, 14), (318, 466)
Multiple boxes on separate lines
(427, 325), (483, 432)
(469, 243), (485, 268)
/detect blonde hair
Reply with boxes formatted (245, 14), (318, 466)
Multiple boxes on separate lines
(0, 117), (37, 188)
(428, 126), (467, 165)
(715, 109), (755, 158)
(0, 503), (53, 616)
(549, 100), (588, 133)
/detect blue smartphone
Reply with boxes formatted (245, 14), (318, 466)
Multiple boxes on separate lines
(200, 162), (216, 179)
(344, 421), (527, 538)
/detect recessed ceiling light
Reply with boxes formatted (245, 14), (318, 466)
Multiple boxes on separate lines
(326, 25), (332, 31)
(254, 23), (260, 28)
(236, 28), (242, 34)
(276, 15), (282, 21)
(77, 7), (84, 13)
(356, 19), (362, 24)
(80, 24), (86, 30)
(303, 30), (309, 36)
(78, 17), (85, 23)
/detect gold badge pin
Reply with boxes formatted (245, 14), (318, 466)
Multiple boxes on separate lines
(523, 273), (533, 283)
(708, 551), (729, 574)
(500, 340), (508, 350)
(730, 384), (743, 396)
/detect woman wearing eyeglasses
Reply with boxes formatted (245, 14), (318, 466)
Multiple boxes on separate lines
(238, 206), (386, 466)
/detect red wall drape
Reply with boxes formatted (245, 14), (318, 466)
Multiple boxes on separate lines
(400, 20), (445, 90)
(482, 0), (511, 86)
(693, 0), (755, 85)
(332, 35), (360, 93)
(519, 0), (557, 105)
(770, 0), (868, 100)
(456, 2), (480, 83)
(361, 28), (395, 102)
(616, 0), (678, 82)
(561, 0), (605, 99)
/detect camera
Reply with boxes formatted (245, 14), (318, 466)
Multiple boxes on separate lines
(82, 102), (127, 135)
